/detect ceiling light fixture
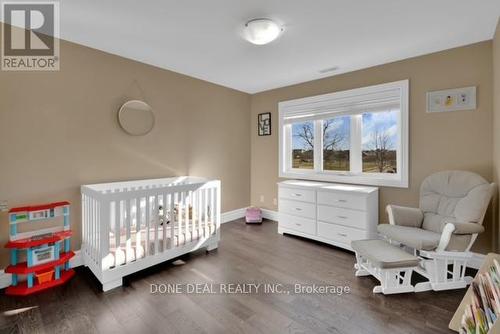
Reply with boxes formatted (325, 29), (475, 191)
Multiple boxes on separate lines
(243, 18), (283, 45)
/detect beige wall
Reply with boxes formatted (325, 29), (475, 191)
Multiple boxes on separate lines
(0, 28), (497, 270)
(0, 35), (251, 267)
(494, 19), (500, 252)
(250, 41), (494, 253)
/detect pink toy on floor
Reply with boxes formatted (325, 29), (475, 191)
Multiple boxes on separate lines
(245, 207), (262, 224)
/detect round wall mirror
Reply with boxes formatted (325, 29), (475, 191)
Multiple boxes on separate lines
(118, 100), (155, 136)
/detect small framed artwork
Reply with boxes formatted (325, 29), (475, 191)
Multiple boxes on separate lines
(258, 112), (271, 136)
(426, 86), (476, 113)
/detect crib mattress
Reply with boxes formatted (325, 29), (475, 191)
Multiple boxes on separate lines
(103, 224), (216, 270)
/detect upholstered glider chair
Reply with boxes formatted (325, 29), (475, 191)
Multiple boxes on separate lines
(378, 170), (495, 292)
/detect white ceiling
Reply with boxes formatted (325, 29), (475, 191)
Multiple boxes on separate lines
(56, 1), (500, 93)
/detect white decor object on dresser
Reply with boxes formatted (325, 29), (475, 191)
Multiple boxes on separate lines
(278, 180), (378, 251)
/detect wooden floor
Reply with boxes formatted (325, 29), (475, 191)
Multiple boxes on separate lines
(0, 219), (466, 334)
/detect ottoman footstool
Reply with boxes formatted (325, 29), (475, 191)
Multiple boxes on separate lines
(351, 239), (420, 294)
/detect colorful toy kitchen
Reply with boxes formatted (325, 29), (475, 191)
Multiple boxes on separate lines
(4, 201), (74, 296)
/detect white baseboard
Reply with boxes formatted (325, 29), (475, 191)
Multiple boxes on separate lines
(0, 270), (11, 289)
(221, 207), (247, 223)
(261, 208), (278, 221)
(70, 249), (83, 268)
(221, 207), (278, 223)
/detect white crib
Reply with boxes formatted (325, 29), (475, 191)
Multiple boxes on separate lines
(81, 176), (221, 291)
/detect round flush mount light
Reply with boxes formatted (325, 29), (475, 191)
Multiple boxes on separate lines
(243, 18), (283, 45)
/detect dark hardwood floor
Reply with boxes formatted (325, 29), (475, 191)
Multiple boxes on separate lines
(0, 219), (466, 334)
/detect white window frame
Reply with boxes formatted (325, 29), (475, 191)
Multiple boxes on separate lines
(279, 80), (409, 188)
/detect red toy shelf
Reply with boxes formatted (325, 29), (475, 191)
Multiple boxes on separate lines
(6, 201), (74, 296)
(5, 251), (75, 274)
(5, 269), (75, 296)
(5, 231), (72, 249)
(8, 201), (70, 213)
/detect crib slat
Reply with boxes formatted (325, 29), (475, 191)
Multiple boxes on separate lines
(193, 191), (198, 240)
(170, 192), (175, 249)
(82, 195), (86, 253)
(197, 190), (202, 238)
(210, 187), (215, 235)
(154, 194), (159, 255)
(200, 189), (205, 237)
(182, 192), (186, 245)
(97, 199), (102, 261)
(115, 200), (121, 251)
(179, 191), (184, 245)
(161, 193), (168, 252)
(89, 197), (93, 261)
(94, 198), (99, 263)
(182, 191), (187, 245)
(100, 200), (110, 269)
(93, 198), (97, 262)
(216, 182), (221, 232)
(125, 199), (131, 243)
(135, 198), (141, 254)
(89, 197), (94, 261)
(84, 195), (88, 255)
(145, 196), (150, 256)
(185, 191), (189, 243)
(186, 191), (191, 243)
(197, 190), (201, 239)
(204, 188), (209, 236)
(88, 195), (92, 257)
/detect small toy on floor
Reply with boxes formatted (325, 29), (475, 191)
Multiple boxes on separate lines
(245, 207), (262, 224)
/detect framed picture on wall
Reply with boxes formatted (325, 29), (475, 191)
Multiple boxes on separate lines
(258, 112), (271, 136)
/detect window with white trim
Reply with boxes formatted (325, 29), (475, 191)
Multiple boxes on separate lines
(279, 80), (409, 188)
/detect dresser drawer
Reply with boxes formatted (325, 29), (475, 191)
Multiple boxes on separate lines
(279, 199), (316, 219)
(279, 213), (316, 235)
(317, 191), (367, 211)
(279, 186), (315, 203)
(317, 222), (368, 245)
(317, 205), (368, 229)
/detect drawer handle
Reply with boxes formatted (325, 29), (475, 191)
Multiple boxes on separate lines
(295, 223), (302, 226)
(337, 199), (347, 203)
(337, 233), (348, 237)
(294, 208), (302, 211)
(292, 193), (302, 197)
(337, 215), (348, 219)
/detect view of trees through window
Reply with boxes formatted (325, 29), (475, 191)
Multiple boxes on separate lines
(291, 110), (398, 173)
(361, 110), (398, 173)
(292, 121), (314, 169)
(323, 117), (350, 171)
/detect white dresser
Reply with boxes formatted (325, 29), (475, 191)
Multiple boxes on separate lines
(278, 180), (378, 251)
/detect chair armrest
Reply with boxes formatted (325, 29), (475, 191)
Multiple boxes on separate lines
(451, 222), (485, 235)
(386, 205), (424, 228)
(436, 223), (456, 251)
(435, 222), (485, 251)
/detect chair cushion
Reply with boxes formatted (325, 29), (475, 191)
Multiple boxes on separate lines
(419, 171), (491, 233)
(377, 224), (441, 251)
(351, 239), (420, 269)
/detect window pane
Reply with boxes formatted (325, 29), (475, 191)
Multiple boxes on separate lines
(323, 117), (350, 171)
(362, 110), (398, 173)
(292, 121), (314, 169)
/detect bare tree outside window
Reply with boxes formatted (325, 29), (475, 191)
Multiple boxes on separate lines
(362, 111), (397, 173)
(323, 117), (350, 171)
(369, 127), (393, 172)
(292, 122), (314, 169)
